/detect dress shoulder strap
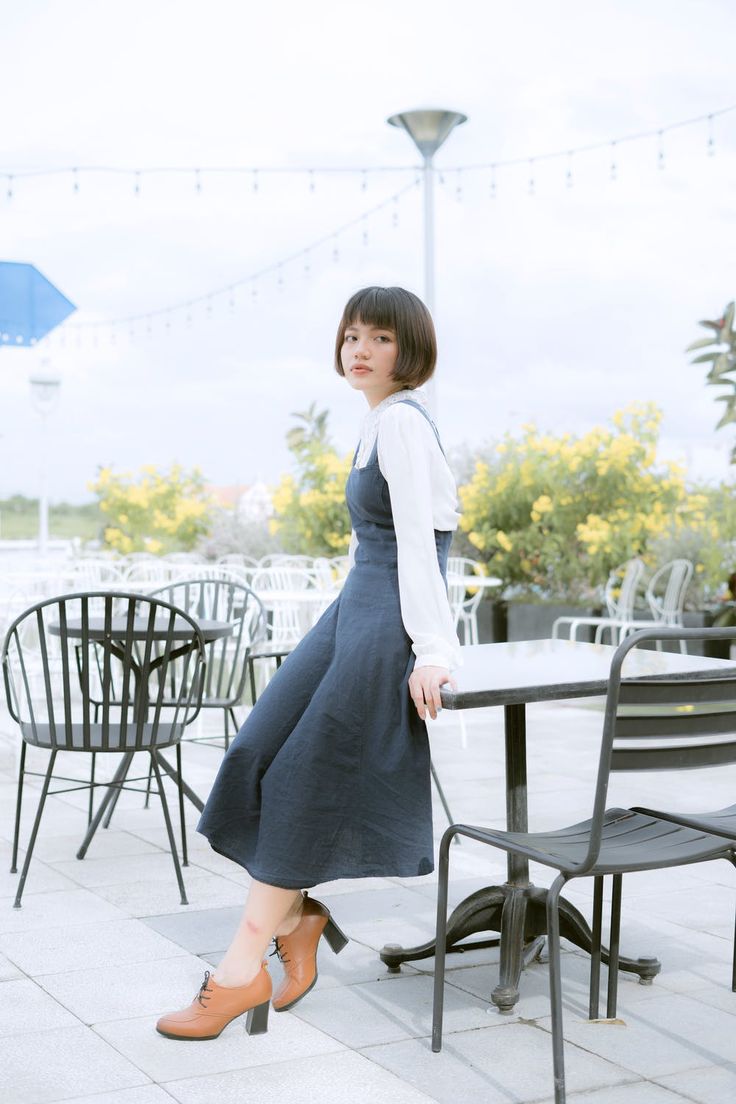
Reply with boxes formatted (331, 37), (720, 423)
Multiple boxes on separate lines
(395, 398), (446, 457)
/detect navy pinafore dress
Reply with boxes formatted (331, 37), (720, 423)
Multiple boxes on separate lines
(196, 398), (453, 888)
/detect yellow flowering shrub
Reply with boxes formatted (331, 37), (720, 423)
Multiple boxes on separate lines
(458, 403), (709, 601)
(269, 403), (352, 557)
(88, 464), (215, 554)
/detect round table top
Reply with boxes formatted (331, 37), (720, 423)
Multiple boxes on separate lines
(49, 616), (233, 642)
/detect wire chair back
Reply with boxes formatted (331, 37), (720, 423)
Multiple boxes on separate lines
(645, 558), (693, 624)
(2, 592), (206, 753)
(604, 558), (645, 618)
(148, 578), (266, 705)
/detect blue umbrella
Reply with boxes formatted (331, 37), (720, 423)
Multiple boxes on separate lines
(0, 261), (76, 346)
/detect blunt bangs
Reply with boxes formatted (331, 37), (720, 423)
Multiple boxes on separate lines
(334, 286), (437, 388)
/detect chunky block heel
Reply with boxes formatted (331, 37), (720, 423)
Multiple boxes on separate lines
(245, 999), (270, 1035)
(323, 914), (349, 954)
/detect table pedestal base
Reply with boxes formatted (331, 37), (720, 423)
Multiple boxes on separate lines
(379, 884), (661, 1014)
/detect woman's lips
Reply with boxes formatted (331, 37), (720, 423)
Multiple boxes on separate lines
(351, 366), (371, 373)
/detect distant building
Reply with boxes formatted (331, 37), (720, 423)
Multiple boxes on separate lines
(207, 482), (273, 523)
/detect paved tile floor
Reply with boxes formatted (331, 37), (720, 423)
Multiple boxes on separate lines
(2, 692), (736, 1104)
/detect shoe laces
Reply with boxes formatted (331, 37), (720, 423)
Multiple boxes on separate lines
(196, 970), (213, 1007)
(269, 936), (291, 965)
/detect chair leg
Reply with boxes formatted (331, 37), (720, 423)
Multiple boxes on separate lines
(150, 752), (188, 905)
(10, 742), (27, 874)
(606, 874), (623, 1018)
(589, 876), (604, 1018)
(430, 757), (460, 843)
(431, 826), (455, 1052)
(88, 751), (96, 826)
(14, 750), (58, 909)
(102, 768), (125, 829)
(176, 743), (188, 867)
(143, 757), (154, 809)
(228, 707), (240, 744)
(546, 875), (568, 1104)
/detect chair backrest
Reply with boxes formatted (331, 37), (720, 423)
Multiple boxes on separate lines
(604, 558), (645, 618)
(1, 592), (206, 752)
(148, 579), (266, 704)
(645, 559), (693, 624)
(579, 626), (736, 874)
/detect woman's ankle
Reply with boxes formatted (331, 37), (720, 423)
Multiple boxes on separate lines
(212, 958), (262, 988)
(274, 893), (305, 937)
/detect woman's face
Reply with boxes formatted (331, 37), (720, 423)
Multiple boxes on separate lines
(341, 317), (401, 407)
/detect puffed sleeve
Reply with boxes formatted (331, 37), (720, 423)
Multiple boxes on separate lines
(377, 404), (463, 672)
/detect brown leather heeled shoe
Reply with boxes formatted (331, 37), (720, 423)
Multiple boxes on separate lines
(270, 890), (349, 1012)
(156, 963), (272, 1040)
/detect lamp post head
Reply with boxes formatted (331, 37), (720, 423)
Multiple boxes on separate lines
(387, 108), (467, 159)
(29, 371), (61, 417)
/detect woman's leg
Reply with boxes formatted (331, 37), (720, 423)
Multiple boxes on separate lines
(212, 879), (304, 987)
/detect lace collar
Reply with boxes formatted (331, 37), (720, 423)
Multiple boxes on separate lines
(355, 388), (427, 467)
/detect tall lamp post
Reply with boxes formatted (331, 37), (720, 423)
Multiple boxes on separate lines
(29, 368), (61, 556)
(387, 108), (467, 411)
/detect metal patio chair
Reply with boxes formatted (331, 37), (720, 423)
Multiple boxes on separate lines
(612, 558), (694, 653)
(148, 578), (267, 749)
(4, 592), (206, 908)
(447, 556), (485, 646)
(432, 626), (736, 1104)
(552, 557), (645, 643)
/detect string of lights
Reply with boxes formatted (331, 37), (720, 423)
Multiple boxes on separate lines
(3, 104), (732, 201)
(51, 177), (420, 345)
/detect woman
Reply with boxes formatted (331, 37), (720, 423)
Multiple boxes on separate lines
(156, 285), (462, 1041)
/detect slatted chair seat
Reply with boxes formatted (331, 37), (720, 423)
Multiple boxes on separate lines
(465, 807), (732, 877)
(20, 721), (186, 751)
(631, 803), (736, 838)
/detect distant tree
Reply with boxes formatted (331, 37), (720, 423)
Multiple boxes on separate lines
(88, 463), (214, 554)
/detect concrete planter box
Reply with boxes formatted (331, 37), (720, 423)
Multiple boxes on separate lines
(474, 598), (508, 644)
(505, 601), (600, 642)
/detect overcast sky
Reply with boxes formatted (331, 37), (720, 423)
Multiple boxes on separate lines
(1, 0), (735, 503)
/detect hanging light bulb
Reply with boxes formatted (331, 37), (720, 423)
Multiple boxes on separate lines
(332, 238), (340, 262)
(489, 164), (497, 200)
(455, 168), (463, 201)
(609, 141), (617, 182)
(72, 167), (80, 193)
(6, 174), (13, 199)
(565, 151), (573, 189)
(134, 170), (141, 195)
(195, 169), (202, 193)
(707, 114), (715, 157)
(657, 129), (665, 170)
(309, 169), (316, 192)
(527, 158), (535, 196)
(253, 169), (259, 192)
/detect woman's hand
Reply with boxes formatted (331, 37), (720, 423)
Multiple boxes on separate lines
(408, 666), (457, 721)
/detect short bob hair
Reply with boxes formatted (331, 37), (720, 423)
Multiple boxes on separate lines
(334, 286), (436, 388)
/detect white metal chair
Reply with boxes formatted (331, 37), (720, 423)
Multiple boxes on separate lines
(612, 559), (694, 654)
(552, 558), (646, 643)
(447, 556), (486, 646)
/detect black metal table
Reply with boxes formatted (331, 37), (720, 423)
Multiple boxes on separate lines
(379, 638), (736, 1013)
(49, 615), (233, 851)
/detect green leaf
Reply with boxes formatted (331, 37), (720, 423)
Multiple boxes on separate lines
(686, 336), (719, 352)
(716, 406), (736, 430)
(692, 351), (721, 364)
(699, 320), (723, 331)
(724, 302), (735, 333)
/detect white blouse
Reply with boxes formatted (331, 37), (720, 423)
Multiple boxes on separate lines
(347, 388), (463, 673)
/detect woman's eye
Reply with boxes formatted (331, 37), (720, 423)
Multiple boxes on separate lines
(345, 335), (356, 342)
